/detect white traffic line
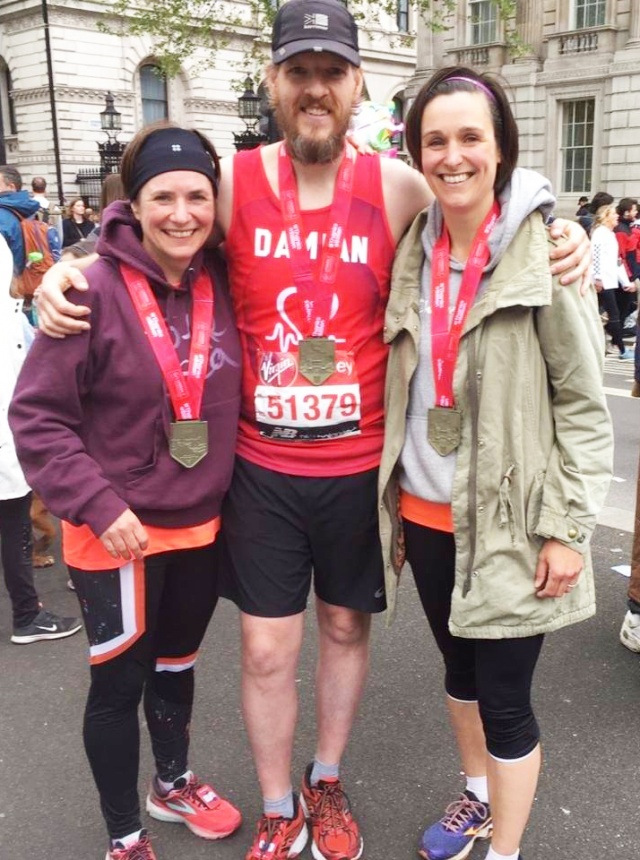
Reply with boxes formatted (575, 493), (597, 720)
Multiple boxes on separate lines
(598, 505), (635, 533)
(604, 386), (635, 397)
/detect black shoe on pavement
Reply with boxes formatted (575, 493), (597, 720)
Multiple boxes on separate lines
(11, 608), (82, 644)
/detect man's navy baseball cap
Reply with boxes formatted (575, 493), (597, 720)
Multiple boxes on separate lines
(272, 0), (361, 67)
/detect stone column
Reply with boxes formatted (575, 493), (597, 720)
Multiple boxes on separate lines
(513, 0), (543, 63)
(628, 0), (640, 44)
(408, 19), (443, 100)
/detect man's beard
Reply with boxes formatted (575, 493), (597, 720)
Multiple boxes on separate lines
(273, 98), (353, 165)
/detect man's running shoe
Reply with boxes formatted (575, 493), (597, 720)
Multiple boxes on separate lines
(300, 763), (363, 860)
(245, 794), (308, 860)
(106, 830), (156, 860)
(11, 608), (82, 644)
(146, 772), (241, 839)
(620, 610), (640, 653)
(418, 790), (492, 860)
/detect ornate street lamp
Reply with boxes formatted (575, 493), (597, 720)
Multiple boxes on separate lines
(100, 91), (122, 141)
(233, 76), (268, 151)
(98, 91), (126, 175)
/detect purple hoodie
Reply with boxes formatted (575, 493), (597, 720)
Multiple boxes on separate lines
(10, 202), (241, 538)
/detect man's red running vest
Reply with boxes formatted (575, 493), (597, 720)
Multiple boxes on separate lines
(225, 147), (395, 477)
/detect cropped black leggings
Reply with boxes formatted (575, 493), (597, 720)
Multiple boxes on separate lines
(404, 521), (543, 761)
(69, 542), (219, 840)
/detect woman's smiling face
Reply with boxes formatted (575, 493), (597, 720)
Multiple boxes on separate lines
(420, 90), (501, 224)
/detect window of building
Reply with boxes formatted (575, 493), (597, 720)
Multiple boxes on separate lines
(0, 58), (17, 139)
(575, 0), (606, 30)
(140, 64), (168, 125)
(469, 0), (498, 45)
(397, 0), (409, 33)
(561, 99), (595, 193)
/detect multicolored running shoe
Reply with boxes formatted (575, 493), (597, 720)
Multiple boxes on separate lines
(300, 763), (363, 860)
(418, 790), (492, 860)
(106, 830), (156, 860)
(146, 771), (241, 839)
(245, 794), (308, 860)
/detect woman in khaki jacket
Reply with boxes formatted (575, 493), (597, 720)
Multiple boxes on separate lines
(378, 67), (613, 860)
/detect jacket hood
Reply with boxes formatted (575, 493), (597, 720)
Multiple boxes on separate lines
(95, 200), (204, 288)
(0, 189), (40, 218)
(422, 167), (555, 274)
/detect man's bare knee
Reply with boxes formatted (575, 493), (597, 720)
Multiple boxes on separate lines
(241, 613), (303, 678)
(317, 604), (371, 648)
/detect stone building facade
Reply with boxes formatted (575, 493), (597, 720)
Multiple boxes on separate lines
(0, 0), (417, 204)
(2, 2), (638, 214)
(409, 0), (640, 215)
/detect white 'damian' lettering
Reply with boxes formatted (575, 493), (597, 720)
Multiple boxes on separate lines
(253, 229), (368, 264)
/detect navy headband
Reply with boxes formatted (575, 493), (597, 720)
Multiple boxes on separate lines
(128, 128), (218, 200)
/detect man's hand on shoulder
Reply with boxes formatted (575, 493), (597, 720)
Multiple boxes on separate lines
(36, 260), (94, 338)
(548, 218), (591, 293)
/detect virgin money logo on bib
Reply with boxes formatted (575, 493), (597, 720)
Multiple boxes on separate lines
(259, 352), (298, 387)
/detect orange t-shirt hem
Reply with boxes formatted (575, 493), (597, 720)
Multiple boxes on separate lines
(62, 518), (221, 571)
(399, 490), (453, 533)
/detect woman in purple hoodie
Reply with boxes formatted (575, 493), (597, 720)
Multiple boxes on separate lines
(10, 123), (243, 860)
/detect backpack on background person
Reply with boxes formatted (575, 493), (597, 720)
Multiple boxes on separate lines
(1, 207), (56, 298)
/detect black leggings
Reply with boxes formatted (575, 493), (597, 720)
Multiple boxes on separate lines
(599, 289), (624, 352)
(404, 521), (543, 761)
(69, 542), (219, 840)
(0, 492), (40, 627)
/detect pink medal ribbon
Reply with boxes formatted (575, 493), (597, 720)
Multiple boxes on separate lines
(430, 200), (501, 408)
(120, 263), (215, 467)
(278, 142), (356, 339)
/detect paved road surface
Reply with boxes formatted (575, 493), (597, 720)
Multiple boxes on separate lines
(1, 356), (638, 860)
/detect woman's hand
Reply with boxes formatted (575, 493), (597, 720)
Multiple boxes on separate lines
(36, 262), (92, 338)
(534, 539), (583, 598)
(100, 509), (149, 561)
(548, 219), (591, 291)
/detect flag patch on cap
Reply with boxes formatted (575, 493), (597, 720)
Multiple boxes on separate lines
(304, 13), (329, 30)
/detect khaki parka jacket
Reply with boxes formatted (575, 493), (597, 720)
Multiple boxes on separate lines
(378, 209), (614, 635)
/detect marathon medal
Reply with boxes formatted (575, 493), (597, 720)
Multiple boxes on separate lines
(169, 420), (208, 469)
(299, 337), (336, 386)
(427, 407), (461, 457)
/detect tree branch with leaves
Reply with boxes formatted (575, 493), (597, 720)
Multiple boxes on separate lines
(98, 0), (525, 82)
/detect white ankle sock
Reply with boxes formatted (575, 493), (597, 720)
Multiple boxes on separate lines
(465, 774), (489, 804)
(157, 769), (191, 794)
(485, 847), (520, 860)
(112, 829), (143, 849)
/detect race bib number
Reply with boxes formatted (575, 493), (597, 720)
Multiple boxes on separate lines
(255, 349), (361, 441)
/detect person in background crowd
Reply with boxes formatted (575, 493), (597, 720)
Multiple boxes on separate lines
(0, 164), (61, 288)
(577, 190), (614, 235)
(64, 174), (126, 259)
(31, 176), (50, 220)
(10, 123), (243, 860)
(592, 204), (635, 360)
(61, 196), (94, 247)
(613, 197), (639, 336)
(378, 67), (613, 860)
(575, 195), (589, 217)
(614, 197), (640, 283)
(0, 232), (82, 645)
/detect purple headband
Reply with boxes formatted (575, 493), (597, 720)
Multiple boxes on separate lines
(445, 76), (496, 102)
